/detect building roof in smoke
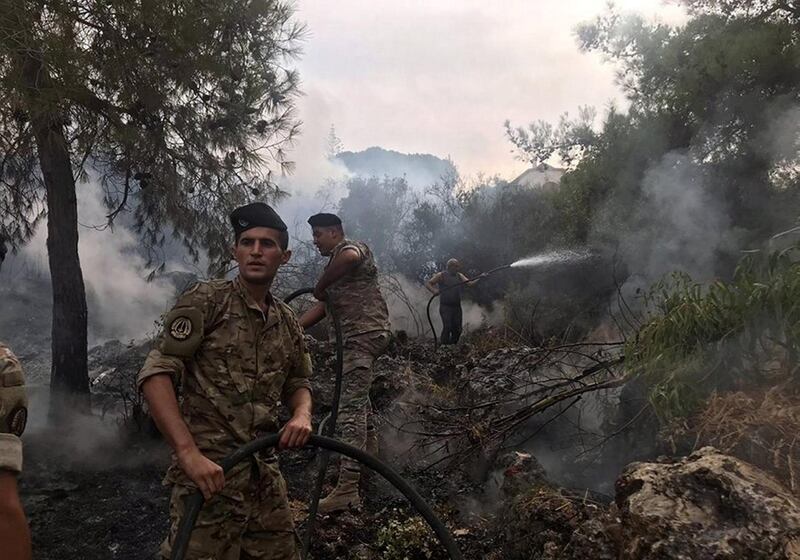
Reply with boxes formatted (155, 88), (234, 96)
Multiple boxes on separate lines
(510, 163), (564, 190)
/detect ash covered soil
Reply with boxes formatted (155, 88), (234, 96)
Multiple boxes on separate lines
(20, 435), (170, 560)
(19, 336), (502, 559)
(19, 334), (800, 559)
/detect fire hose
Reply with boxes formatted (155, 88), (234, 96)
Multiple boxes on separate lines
(169, 287), (463, 560)
(282, 287), (342, 557)
(426, 264), (512, 349)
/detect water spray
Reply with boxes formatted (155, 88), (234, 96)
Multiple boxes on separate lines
(427, 250), (591, 348)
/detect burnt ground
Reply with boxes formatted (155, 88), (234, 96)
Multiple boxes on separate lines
(19, 431), (170, 560)
(18, 429), (492, 560)
(17, 334), (629, 560)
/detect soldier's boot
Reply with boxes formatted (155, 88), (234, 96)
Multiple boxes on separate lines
(318, 465), (361, 514)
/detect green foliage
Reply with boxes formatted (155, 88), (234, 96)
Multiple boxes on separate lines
(627, 243), (800, 419)
(374, 512), (445, 560)
(0, 0), (303, 269)
(504, 106), (598, 168)
(509, 5), (800, 266)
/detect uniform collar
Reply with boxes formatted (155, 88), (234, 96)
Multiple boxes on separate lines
(234, 275), (280, 329)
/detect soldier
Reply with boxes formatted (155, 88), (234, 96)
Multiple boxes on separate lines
(425, 258), (483, 345)
(0, 238), (32, 560)
(298, 213), (391, 514)
(138, 203), (313, 560)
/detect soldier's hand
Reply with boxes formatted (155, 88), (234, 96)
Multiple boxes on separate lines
(279, 411), (312, 449)
(177, 447), (225, 500)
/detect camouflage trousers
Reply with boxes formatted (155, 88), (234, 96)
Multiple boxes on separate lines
(335, 331), (391, 470)
(160, 459), (299, 560)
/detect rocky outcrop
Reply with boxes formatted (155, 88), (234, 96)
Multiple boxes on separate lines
(569, 447), (800, 560)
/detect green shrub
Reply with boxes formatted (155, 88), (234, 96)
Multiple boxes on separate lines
(627, 243), (800, 419)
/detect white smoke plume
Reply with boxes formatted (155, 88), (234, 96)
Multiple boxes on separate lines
(590, 150), (740, 308)
(14, 180), (177, 344)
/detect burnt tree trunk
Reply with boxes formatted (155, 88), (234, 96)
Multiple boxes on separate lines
(21, 51), (90, 419)
(35, 117), (90, 418)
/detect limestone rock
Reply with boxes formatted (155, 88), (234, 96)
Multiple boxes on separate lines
(614, 447), (800, 559)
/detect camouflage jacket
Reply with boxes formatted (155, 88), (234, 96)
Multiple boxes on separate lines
(137, 277), (312, 487)
(0, 342), (26, 473)
(326, 239), (390, 338)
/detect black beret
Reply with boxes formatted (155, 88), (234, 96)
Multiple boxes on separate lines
(307, 213), (342, 227)
(230, 202), (287, 236)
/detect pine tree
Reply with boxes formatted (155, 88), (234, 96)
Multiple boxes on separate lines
(0, 0), (303, 419)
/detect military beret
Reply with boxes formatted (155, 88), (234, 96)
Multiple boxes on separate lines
(230, 203), (287, 236)
(307, 213), (342, 227)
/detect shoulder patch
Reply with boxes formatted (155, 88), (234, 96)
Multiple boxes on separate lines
(161, 307), (204, 358)
(8, 406), (26, 436)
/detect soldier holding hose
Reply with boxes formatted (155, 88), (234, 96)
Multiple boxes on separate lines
(425, 259), (484, 345)
(138, 203), (313, 560)
(298, 213), (391, 514)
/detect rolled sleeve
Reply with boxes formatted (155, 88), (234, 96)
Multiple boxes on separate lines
(137, 282), (215, 391)
(282, 350), (313, 401)
(0, 433), (22, 473)
(136, 348), (185, 390)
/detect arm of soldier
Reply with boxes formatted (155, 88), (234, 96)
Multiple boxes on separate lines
(279, 326), (314, 449)
(313, 247), (361, 300)
(0, 471), (31, 560)
(0, 345), (31, 560)
(298, 301), (326, 329)
(279, 388), (312, 449)
(140, 375), (224, 500)
(425, 272), (442, 294)
(458, 272), (477, 287)
(137, 283), (224, 499)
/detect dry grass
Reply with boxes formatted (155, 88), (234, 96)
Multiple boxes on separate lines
(688, 385), (800, 492)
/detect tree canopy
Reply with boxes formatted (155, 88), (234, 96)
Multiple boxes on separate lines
(1, 0), (303, 267)
(0, 0), (304, 415)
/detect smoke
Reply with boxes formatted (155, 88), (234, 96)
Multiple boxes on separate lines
(762, 103), (800, 190)
(382, 274), (503, 337)
(14, 180), (177, 344)
(619, 151), (736, 284)
(275, 88), (351, 242)
(24, 386), (167, 469)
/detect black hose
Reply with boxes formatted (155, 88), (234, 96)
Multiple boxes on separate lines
(169, 435), (463, 560)
(282, 287), (345, 556)
(426, 264), (513, 348)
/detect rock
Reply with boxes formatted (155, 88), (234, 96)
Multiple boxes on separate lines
(613, 447), (800, 559)
(498, 451), (547, 499)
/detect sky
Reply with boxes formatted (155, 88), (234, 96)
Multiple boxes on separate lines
(289, 0), (687, 181)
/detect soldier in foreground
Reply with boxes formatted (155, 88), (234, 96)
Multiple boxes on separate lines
(138, 203), (313, 559)
(425, 258), (483, 345)
(0, 239), (32, 560)
(298, 213), (391, 514)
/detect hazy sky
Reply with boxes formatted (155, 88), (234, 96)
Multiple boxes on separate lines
(290, 0), (687, 181)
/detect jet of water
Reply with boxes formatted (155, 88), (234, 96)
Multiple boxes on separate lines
(510, 250), (590, 269)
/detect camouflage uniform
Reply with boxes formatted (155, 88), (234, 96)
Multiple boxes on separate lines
(0, 342), (27, 474)
(325, 240), (391, 470)
(137, 277), (312, 560)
